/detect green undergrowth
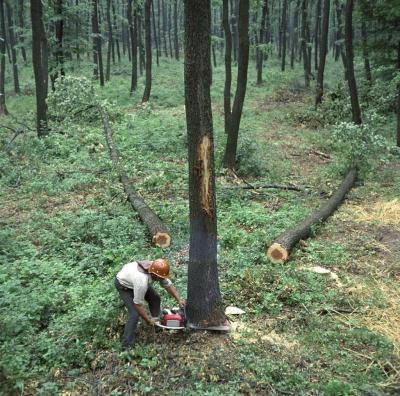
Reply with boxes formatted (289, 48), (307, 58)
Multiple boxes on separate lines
(1, 57), (399, 395)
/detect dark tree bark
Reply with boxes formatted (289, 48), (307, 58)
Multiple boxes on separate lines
(256, 0), (268, 84)
(75, 0), (80, 62)
(173, 0), (179, 60)
(344, 0), (361, 125)
(222, 0), (232, 134)
(184, 0), (225, 328)
(397, 41), (400, 147)
(267, 168), (357, 263)
(142, 0), (152, 102)
(138, 12), (145, 75)
(105, 0), (113, 81)
(230, 0), (237, 62)
(92, 0), (104, 86)
(223, 0), (249, 169)
(314, 0), (321, 71)
(18, 0), (27, 63)
(315, 0), (330, 105)
(100, 107), (171, 248)
(55, 0), (64, 77)
(168, 3), (173, 58)
(301, 0), (310, 87)
(0, 0), (7, 115)
(290, 0), (299, 68)
(30, 0), (49, 134)
(6, 2), (20, 94)
(361, 20), (372, 84)
(334, 0), (347, 79)
(152, 0), (159, 66)
(162, 0), (168, 56)
(281, 0), (288, 71)
(127, 0), (137, 93)
(112, 2), (121, 62)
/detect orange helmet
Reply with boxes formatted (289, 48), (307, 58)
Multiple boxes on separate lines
(149, 259), (170, 279)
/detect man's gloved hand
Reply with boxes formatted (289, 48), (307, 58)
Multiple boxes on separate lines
(178, 299), (185, 308)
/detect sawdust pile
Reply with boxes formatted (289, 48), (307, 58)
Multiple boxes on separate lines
(352, 199), (400, 227)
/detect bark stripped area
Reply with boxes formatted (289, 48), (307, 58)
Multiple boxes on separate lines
(198, 134), (213, 216)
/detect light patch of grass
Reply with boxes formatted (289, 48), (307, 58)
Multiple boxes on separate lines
(350, 199), (400, 227)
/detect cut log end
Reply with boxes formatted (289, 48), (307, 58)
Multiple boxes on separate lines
(267, 243), (289, 264)
(152, 232), (171, 248)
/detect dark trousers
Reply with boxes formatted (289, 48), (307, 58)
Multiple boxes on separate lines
(115, 278), (161, 348)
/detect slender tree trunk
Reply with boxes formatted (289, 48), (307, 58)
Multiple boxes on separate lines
(223, 0), (249, 169)
(6, 2), (20, 94)
(162, 0), (168, 56)
(128, 0), (137, 93)
(138, 12), (145, 75)
(334, 0), (347, 80)
(31, 0), (49, 134)
(230, 0), (237, 62)
(112, 2), (121, 62)
(256, 0), (268, 84)
(106, 0), (113, 81)
(184, 0), (225, 328)
(281, 0), (288, 71)
(222, 0), (232, 134)
(344, 0), (361, 125)
(18, 0), (27, 63)
(315, 0), (330, 105)
(0, 0), (7, 115)
(152, 0), (159, 66)
(75, 0), (80, 62)
(92, 0), (104, 86)
(301, 0), (310, 87)
(142, 0), (152, 102)
(314, 0), (321, 71)
(397, 41), (400, 147)
(168, 3), (173, 58)
(361, 20), (372, 84)
(290, 0), (299, 68)
(173, 0), (179, 60)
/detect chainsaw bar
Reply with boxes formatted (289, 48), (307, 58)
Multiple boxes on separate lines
(155, 322), (185, 330)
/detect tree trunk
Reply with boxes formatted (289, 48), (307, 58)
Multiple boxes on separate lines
(361, 20), (372, 84)
(301, 0), (310, 87)
(55, 0), (64, 81)
(397, 41), (400, 147)
(230, 0), (237, 62)
(184, 0), (225, 328)
(256, 0), (268, 84)
(0, 0), (7, 115)
(6, 2), (20, 94)
(142, 0), (152, 102)
(138, 12), (145, 75)
(152, 0), (159, 66)
(100, 108), (171, 248)
(162, 0), (168, 56)
(92, 0), (104, 86)
(222, 0), (232, 134)
(128, 0), (137, 93)
(344, 0), (361, 125)
(105, 0), (113, 81)
(168, 3), (173, 58)
(334, 0), (347, 79)
(222, 0), (249, 169)
(315, 0), (330, 105)
(290, 0), (299, 68)
(30, 0), (48, 134)
(18, 0), (27, 63)
(267, 168), (357, 263)
(281, 0), (287, 71)
(314, 0), (321, 71)
(112, 2), (121, 62)
(173, 0), (179, 60)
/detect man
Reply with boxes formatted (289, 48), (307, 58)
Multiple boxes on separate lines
(115, 258), (185, 349)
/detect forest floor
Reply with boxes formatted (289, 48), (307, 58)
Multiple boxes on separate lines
(1, 59), (399, 395)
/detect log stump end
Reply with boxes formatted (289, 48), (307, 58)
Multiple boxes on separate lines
(267, 243), (289, 264)
(152, 232), (171, 248)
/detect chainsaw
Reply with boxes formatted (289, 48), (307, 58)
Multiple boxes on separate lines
(155, 307), (186, 330)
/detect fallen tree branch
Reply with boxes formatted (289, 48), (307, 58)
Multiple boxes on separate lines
(267, 168), (358, 263)
(1, 125), (26, 152)
(241, 183), (308, 192)
(99, 107), (171, 248)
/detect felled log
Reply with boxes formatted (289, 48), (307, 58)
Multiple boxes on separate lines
(267, 168), (357, 263)
(99, 108), (171, 248)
